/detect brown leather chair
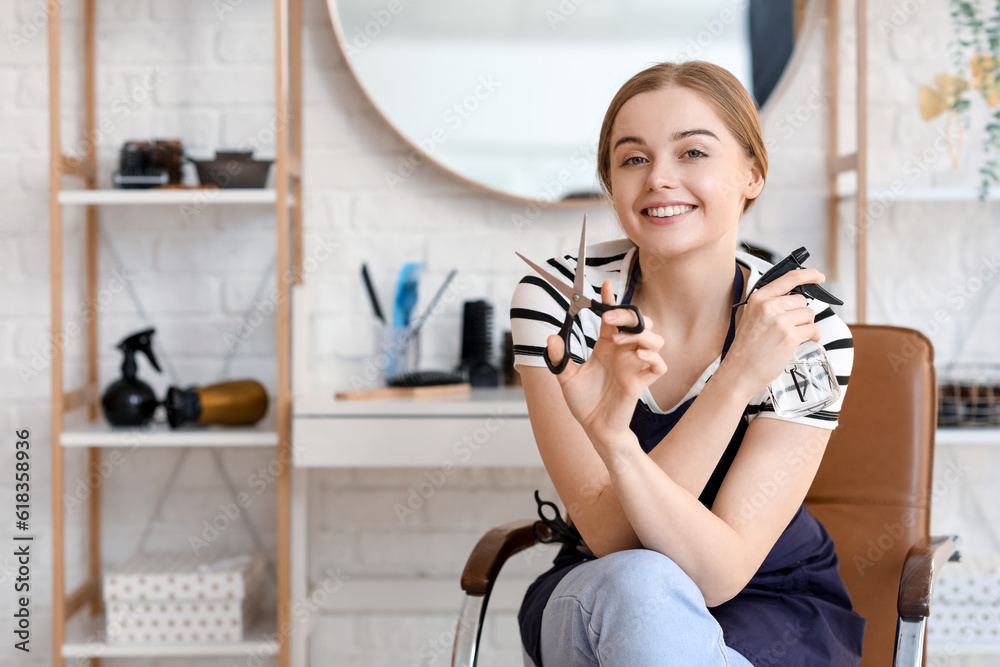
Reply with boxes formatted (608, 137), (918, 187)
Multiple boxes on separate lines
(451, 325), (961, 667)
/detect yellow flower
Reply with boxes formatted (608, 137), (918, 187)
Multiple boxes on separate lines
(919, 73), (968, 120)
(970, 53), (1000, 107)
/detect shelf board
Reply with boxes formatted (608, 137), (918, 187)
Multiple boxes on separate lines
(58, 188), (292, 206)
(835, 186), (1000, 201)
(61, 417), (278, 448)
(869, 186), (1000, 202)
(936, 427), (1000, 446)
(927, 638), (1000, 655)
(63, 609), (278, 658)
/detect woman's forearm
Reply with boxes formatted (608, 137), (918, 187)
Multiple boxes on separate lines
(647, 358), (756, 499)
(570, 359), (756, 558)
(596, 437), (747, 606)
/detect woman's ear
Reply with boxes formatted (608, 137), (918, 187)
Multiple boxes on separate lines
(743, 163), (765, 200)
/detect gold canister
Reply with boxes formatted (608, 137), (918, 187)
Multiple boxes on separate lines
(165, 380), (268, 428)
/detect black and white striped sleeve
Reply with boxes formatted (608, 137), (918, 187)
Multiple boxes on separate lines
(509, 268), (591, 371)
(749, 305), (854, 431)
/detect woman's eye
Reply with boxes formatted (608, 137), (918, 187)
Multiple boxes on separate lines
(685, 149), (708, 158)
(620, 155), (646, 167)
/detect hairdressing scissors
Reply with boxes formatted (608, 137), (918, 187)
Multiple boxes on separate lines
(515, 215), (645, 374)
(532, 490), (595, 559)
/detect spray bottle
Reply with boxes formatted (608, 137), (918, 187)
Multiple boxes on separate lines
(101, 328), (162, 426)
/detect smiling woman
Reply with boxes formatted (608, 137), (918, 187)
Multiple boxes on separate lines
(509, 60), (863, 667)
(326, 0), (814, 203)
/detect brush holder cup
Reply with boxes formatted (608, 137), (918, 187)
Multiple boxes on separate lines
(380, 325), (420, 384)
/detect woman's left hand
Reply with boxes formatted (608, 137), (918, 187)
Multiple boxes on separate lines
(547, 280), (667, 449)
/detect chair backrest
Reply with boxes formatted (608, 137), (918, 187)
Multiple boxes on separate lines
(805, 325), (937, 667)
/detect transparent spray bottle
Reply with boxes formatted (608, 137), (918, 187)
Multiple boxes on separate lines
(736, 247), (843, 420)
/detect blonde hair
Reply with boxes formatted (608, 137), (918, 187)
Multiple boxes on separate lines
(597, 60), (767, 216)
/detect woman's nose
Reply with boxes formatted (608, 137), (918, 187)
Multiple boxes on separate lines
(644, 159), (679, 190)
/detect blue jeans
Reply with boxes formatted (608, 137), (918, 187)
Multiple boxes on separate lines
(538, 549), (755, 666)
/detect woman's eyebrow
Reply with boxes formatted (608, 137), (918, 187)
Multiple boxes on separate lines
(672, 128), (720, 142)
(612, 129), (719, 151)
(613, 135), (645, 150)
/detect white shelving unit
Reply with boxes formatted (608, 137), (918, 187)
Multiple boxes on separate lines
(46, 0), (303, 665)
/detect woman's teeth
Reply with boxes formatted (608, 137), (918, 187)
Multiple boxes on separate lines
(644, 205), (694, 218)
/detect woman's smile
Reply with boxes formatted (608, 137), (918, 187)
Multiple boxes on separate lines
(640, 203), (698, 225)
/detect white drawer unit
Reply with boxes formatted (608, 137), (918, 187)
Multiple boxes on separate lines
(292, 387), (537, 468)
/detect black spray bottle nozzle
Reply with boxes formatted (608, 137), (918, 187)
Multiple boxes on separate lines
(116, 328), (162, 379)
(736, 246), (843, 308)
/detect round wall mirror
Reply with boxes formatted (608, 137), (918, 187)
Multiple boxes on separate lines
(328, 0), (814, 204)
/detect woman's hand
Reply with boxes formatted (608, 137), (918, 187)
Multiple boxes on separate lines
(546, 280), (667, 449)
(721, 267), (826, 400)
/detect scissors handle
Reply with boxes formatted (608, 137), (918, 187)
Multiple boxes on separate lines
(543, 314), (575, 374)
(590, 303), (644, 334)
(543, 305), (645, 375)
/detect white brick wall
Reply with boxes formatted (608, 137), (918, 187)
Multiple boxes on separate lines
(2, 0), (1000, 665)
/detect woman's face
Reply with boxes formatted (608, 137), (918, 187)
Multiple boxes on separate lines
(608, 86), (763, 259)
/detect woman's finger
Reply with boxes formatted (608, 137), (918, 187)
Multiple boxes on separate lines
(765, 292), (810, 311)
(634, 348), (667, 385)
(596, 282), (624, 342)
(750, 268), (825, 302)
(611, 327), (662, 350)
(598, 281), (645, 339)
(545, 333), (578, 382)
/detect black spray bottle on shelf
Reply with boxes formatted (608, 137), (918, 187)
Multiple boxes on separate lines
(101, 328), (162, 426)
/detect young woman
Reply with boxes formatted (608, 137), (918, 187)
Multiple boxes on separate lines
(509, 61), (865, 666)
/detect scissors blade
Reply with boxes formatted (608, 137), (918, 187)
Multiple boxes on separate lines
(573, 214), (588, 299)
(515, 252), (581, 311)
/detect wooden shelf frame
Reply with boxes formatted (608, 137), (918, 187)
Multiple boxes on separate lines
(825, 0), (870, 323)
(46, 0), (303, 665)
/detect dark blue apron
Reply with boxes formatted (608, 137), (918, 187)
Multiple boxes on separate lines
(518, 257), (865, 667)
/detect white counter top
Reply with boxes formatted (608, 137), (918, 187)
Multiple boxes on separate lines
(294, 386), (530, 418)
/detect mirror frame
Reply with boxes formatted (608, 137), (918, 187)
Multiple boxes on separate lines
(325, 0), (823, 207)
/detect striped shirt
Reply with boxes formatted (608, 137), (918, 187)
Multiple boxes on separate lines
(509, 237), (854, 430)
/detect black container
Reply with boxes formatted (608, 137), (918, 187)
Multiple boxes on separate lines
(101, 328), (162, 426)
(189, 150), (273, 188)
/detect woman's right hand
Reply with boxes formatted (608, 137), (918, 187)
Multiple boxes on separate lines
(721, 267), (827, 399)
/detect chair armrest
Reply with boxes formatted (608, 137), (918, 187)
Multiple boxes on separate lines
(898, 534), (961, 620)
(460, 519), (547, 596)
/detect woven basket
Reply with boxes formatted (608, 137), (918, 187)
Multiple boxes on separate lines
(938, 363), (1000, 427)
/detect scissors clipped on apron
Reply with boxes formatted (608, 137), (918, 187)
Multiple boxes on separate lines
(516, 215), (645, 374)
(532, 490), (596, 560)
